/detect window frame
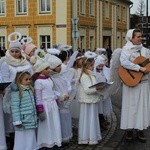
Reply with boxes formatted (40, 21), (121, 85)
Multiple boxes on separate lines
(40, 35), (51, 50)
(104, 0), (110, 19)
(39, 0), (51, 14)
(80, 35), (85, 51)
(89, 35), (94, 51)
(79, 0), (86, 15)
(0, 36), (5, 50)
(122, 6), (127, 23)
(0, 0), (5, 16)
(117, 4), (121, 22)
(89, 0), (95, 17)
(16, 0), (27, 15)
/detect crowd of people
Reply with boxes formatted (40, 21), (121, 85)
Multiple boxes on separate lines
(0, 28), (150, 150)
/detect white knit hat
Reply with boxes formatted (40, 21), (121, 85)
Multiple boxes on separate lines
(24, 43), (37, 55)
(8, 32), (22, 51)
(30, 56), (50, 73)
(45, 54), (62, 69)
(47, 48), (60, 55)
(8, 41), (22, 51)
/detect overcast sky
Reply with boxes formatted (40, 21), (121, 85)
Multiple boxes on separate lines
(130, 0), (150, 15)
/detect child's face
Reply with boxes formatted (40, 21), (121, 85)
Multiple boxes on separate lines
(21, 74), (31, 86)
(96, 64), (104, 71)
(29, 48), (36, 57)
(53, 65), (61, 73)
(76, 58), (83, 68)
(41, 67), (52, 77)
(10, 49), (21, 59)
(87, 62), (94, 71)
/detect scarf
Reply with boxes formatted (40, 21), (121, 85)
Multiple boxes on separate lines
(125, 41), (143, 53)
(20, 84), (30, 90)
(4, 50), (27, 67)
(37, 74), (49, 79)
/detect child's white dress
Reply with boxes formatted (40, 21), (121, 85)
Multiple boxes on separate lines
(77, 72), (102, 145)
(70, 68), (81, 119)
(0, 94), (7, 150)
(35, 78), (62, 149)
(52, 74), (72, 142)
(95, 66), (112, 117)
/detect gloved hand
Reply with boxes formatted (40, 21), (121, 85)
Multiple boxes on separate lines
(38, 111), (46, 121)
(16, 124), (23, 128)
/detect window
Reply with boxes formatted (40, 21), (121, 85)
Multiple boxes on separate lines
(105, 1), (109, 19)
(40, 35), (51, 49)
(39, 0), (50, 14)
(0, 0), (5, 16)
(89, 0), (95, 16)
(122, 6), (127, 22)
(80, 36), (85, 51)
(90, 36), (94, 51)
(16, 0), (27, 15)
(117, 5), (121, 21)
(0, 36), (5, 50)
(79, 0), (86, 15)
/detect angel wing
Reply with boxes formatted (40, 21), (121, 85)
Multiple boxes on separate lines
(109, 48), (122, 95)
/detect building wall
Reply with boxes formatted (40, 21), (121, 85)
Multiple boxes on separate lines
(0, 0), (132, 51)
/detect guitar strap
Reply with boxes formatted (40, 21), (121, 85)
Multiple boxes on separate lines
(139, 59), (150, 67)
(139, 47), (150, 67)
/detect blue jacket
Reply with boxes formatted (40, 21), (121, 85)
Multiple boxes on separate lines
(10, 83), (38, 130)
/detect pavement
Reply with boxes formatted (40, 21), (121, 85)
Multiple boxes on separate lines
(7, 89), (150, 150)
(51, 89), (150, 150)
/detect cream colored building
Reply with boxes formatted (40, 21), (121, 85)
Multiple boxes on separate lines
(0, 0), (132, 51)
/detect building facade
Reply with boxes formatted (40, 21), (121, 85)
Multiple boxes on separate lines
(0, 0), (132, 51)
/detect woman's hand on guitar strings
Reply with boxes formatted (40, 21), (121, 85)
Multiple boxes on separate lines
(140, 67), (149, 74)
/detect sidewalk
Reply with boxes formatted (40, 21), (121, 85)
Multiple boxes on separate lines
(51, 96), (120, 150)
(51, 110), (118, 150)
(55, 90), (150, 150)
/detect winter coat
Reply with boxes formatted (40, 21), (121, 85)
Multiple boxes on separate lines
(10, 83), (38, 131)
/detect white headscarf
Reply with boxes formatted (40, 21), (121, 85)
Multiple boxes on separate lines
(125, 29), (143, 52)
(125, 29), (135, 42)
(94, 55), (105, 67)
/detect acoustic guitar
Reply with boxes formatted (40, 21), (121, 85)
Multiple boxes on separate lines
(118, 56), (150, 87)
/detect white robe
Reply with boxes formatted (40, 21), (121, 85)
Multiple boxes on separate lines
(35, 78), (62, 148)
(52, 74), (72, 142)
(77, 71), (102, 144)
(0, 95), (7, 150)
(120, 42), (150, 130)
(95, 67), (113, 117)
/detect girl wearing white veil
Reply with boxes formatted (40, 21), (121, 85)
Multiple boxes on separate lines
(77, 51), (102, 145)
(94, 55), (113, 130)
(66, 51), (84, 121)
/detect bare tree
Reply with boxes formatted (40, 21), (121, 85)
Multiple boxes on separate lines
(136, 0), (145, 16)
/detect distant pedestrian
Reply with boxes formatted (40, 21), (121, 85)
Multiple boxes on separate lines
(106, 45), (112, 66)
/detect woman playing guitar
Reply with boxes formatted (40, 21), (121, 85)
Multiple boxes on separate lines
(120, 29), (150, 143)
